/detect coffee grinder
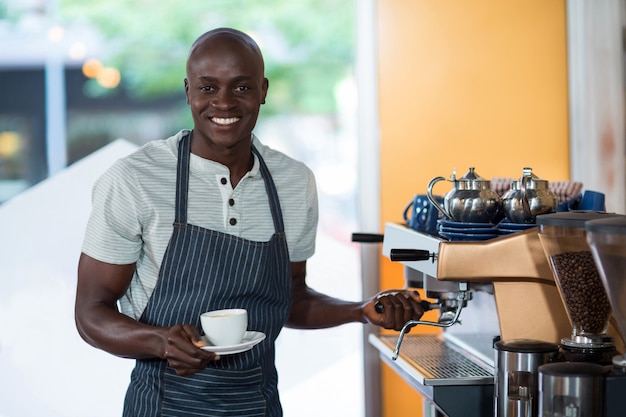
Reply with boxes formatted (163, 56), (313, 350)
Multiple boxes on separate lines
(535, 213), (626, 417)
(536, 212), (620, 364)
(585, 215), (626, 417)
(493, 339), (559, 417)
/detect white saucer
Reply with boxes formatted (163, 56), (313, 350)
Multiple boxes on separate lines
(201, 331), (266, 355)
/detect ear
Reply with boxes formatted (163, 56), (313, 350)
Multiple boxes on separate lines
(261, 78), (269, 104)
(184, 78), (190, 104)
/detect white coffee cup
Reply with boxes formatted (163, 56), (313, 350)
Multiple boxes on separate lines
(200, 308), (248, 346)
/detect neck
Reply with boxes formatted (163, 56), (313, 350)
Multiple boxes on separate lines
(189, 131), (254, 187)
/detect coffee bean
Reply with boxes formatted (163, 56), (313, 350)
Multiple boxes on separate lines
(549, 251), (611, 334)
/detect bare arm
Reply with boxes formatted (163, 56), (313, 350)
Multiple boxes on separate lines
(285, 261), (424, 331)
(75, 253), (217, 375)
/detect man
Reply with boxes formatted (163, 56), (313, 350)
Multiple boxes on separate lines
(75, 27), (424, 417)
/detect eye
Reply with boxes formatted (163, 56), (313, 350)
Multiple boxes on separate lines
(200, 85), (214, 92)
(235, 85), (250, 93)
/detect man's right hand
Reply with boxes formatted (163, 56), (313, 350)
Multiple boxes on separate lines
(162, 324), (220, 375)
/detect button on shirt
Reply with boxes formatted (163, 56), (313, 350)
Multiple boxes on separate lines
(217, 174), (245, 228)
(81, 130), (318, 320)
(218, 175), (239, 229)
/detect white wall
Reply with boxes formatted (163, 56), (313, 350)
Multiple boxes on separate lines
(0, 140), (137, 417)
(567, 0), (626, 213)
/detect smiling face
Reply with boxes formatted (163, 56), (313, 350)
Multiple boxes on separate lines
(184, 29), (268, 158)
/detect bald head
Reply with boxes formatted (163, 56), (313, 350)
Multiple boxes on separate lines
(187, 28), (265, 76)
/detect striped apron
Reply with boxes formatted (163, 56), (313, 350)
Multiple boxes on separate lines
(123, 131), (292, 417)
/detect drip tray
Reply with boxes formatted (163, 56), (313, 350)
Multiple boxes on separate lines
(370, 333), (495, 417)
(370, 334), (494, 386)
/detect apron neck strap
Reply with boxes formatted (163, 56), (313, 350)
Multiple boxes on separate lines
(252, 145), (285, 233)
(175, 132), (285, 234)
(175, 130), (192, 224)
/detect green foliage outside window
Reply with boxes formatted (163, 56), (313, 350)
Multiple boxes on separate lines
(59, 0), (355, 115)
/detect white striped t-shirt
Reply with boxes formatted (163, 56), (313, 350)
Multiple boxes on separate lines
(81, 130), (318, 319)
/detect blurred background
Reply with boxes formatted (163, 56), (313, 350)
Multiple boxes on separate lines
(3, 1), (626, 417)
(0, 0), (365, 416)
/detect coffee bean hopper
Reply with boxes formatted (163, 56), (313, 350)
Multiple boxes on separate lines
(536, 212), (622, 363)
(536, 213), (626, 417)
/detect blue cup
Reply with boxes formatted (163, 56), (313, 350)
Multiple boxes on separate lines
(579, 190), (606, 211)
(557, 194), (582, 212)
(403, 194), (442, 234)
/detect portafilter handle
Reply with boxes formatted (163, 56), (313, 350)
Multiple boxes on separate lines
(375, 299), (436, 314)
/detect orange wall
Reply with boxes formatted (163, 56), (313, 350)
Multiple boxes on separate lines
(375, 1), (570, 416)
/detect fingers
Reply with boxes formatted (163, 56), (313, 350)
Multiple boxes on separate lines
(164, 324), (220, 375)
(373, 290), (424, 331)
(181, 324), (212, 350)
(165, 346), (218, 375)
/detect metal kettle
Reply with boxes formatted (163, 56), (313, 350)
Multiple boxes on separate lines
(426, 167), (502, 223)
(501, 168), (557, 224)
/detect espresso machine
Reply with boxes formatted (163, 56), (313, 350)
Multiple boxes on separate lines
(366, 218), (576, 417)
(363, 169), (622, 417)
(534, 213), (626, 417)
(367, 218), (624, 416)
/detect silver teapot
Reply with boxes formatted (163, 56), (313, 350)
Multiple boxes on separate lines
(427, 167), (502, 223)
(501, 167), (557, 224)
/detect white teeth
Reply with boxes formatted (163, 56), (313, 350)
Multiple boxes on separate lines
(212, 117), (240, 125)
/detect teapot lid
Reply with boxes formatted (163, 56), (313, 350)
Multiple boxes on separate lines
(457, 167), (486, 181)
(511, 167), (550, 189)
(523, 167), (547, 182)
(454, 167), (491, 190)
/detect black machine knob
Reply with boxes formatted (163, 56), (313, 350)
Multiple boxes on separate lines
(389, 248), (434, 262)
(351, 233), (384, 243)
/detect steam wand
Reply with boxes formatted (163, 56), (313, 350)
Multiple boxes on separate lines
(390, 282), (469, 360)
